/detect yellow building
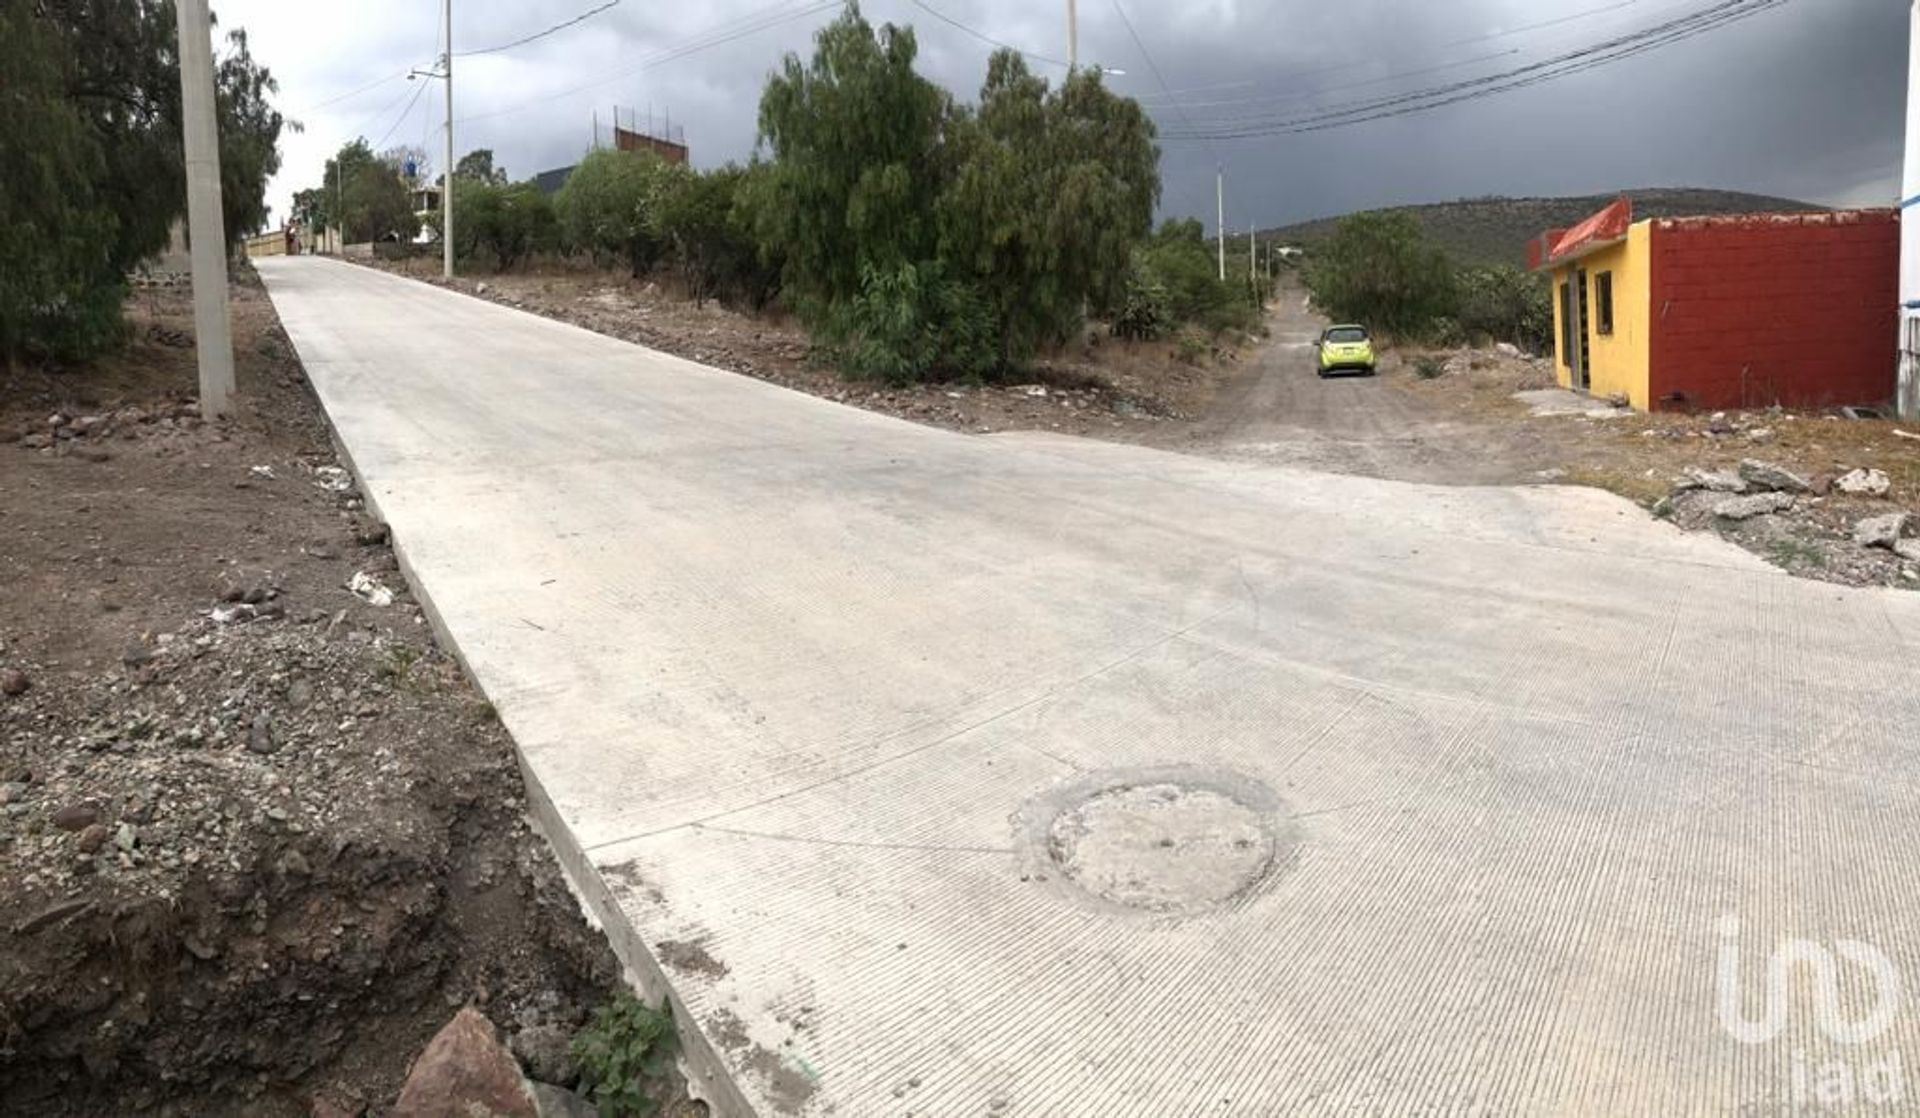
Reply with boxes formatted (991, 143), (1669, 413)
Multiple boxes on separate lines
(1531, 199), (1899, 412)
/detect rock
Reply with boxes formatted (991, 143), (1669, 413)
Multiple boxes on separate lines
(475, 282), (490, 295)
(1495, 342), (1521, 358)
(76, 823), (109, 854)
(0, 668), (27, 696)
(306, 542), (342, 561)
(122, 641), (156, 667)
(1678, 467), (1747, 494)
(1713, 492), (1795, 521)
(527, 1083), (596, 1118)
(1835, 468), (1892, 498)
(247, 712), (279, 755)
(1897, 540), (1920, 563)
(288, 678), (315, 708)
(510, 1024), (577, 1087)
(115, 823), (138, 852)
(52, 803), (100, 831)
(394, 1007), (537, 1118)
(1854, 512), (1910, 551)
(355, 522), (391, 547)
(1738, 459), (1811, 494)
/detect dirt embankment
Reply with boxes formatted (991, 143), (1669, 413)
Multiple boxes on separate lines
(368, 256), (1260, 439)
(0, 278), (690, 1115)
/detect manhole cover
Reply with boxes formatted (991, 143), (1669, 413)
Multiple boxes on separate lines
(1025, 767), (1292, 917)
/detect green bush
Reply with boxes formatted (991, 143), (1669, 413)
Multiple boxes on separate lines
(555, 148), (674, 276)
(1111, 264), (1170, 341)
(1455, 264), (1552, 353)
(454, 180), (556, 271)
(1304, 211), (1456, 338)
(572, 993), (679, 1117)
(827, 260), (995, 383)
(1412, 355), (1447, 380)
(1121, 220), (1258, 339)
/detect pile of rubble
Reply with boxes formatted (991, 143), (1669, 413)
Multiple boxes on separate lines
(1658, 458), (1917, 586)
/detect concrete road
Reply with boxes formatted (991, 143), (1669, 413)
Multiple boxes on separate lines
(259, 257), (1920, 1116)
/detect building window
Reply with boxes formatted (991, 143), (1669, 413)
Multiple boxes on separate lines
(1594, 271), (1615, 336)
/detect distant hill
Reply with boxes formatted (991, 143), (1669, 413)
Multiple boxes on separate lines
(1263, 188), (1828, 269)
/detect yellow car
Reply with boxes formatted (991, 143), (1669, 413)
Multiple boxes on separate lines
(1317, 325), (1376, 377)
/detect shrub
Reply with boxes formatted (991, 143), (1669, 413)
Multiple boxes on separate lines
(1455, 264), (1553, 353)
(572, 994), (678, 1118)
(1304, 211), (1455, 338)
(1412, 355), (1447, 379)
(455, 181), (556, 271)
(554, 148), (673, 276)
(827, 260), (996, 384)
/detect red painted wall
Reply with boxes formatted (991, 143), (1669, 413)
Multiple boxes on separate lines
(1646, 210), (1898, 411)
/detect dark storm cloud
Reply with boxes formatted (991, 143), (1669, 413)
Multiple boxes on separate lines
(229, 0), (1906, 234)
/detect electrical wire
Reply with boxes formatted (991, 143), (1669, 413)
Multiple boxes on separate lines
(371, 74), (431, 150)
(455, 0), (840, 126)
(455, 0), (623, 58)
(908, 0), (1068, 68)
(300, 70), (409, 113)
(1108, 0), (1218, 165)
(1159, 0), (1788, 141)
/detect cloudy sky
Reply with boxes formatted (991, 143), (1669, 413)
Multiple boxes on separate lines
(220, 0), (1906, 235)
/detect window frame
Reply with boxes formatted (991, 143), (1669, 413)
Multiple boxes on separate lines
(1594, 271), (1615, 336)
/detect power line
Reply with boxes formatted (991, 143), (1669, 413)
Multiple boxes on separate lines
(301, 70), (409, 113)
(456, 0), (839, 127)
(1160, 0), (1788, 141)
(908, 0), (1068, 68)
(371, 75), (431, 150)
(455, 0), (623, 58)
(1108, 0), (1215, 161)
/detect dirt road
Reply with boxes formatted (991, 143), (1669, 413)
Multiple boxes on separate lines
(1174, 283), (1546, 484)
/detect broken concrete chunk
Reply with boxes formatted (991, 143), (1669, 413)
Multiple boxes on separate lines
(1834, 468), (1891, 498)
(1678, 467), (1748, 495)
(1713, 492), (1795, 521)
(1854, 512), (1910, 551)
(394, 1007), (536, 1118)
(1737, 459), (1811, 494)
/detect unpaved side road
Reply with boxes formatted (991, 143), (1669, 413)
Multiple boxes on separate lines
(1169, 283), (1550, 484)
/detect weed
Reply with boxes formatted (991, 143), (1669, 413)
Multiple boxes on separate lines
(1412, 355), (1446, 380)
(1767, 538), (1827, 570)
(573, 993), (679, 1117)
(1174, 332), (1207, 366)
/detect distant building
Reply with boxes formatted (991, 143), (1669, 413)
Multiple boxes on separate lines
(1529, 198), (1898, 412)
(612, 123), (687, 165)
(410, 184), (441, 245)
(533, 166), (576, 197)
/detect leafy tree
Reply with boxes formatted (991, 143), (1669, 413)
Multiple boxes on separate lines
(1116, 219), (1256, 338)
(938, 53), (1157, 358)
(1455, 264), (1553, 353)
(0, 0), (122, 364)
(650, 163), (780, 308)
(3, 0), (286, 364)
(1305, 211), (1456, 337)
(754, 3), (952, 321)
(454, 149), (507, 186)
(553, 148), (673, 275)
(454, 180), (556, 270)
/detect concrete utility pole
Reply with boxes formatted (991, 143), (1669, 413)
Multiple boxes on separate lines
(1067, 0), (1077, 68)
(1900, 0), (1920, 419)
(1216, 165), (1226, 282)
(442, 0), (455, 280)
(174, 0), (234, 419)
(1248, 223), (1256, 283)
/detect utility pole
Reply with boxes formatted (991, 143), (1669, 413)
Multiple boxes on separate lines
(1067, 0), (1077, 68)
(1900, 0), (1920, 418)
(442, 0), (454, 280)
(1216, 164), (1226, 282)
(1248, 223), (1256, 283)
(174, 0), (234, 419)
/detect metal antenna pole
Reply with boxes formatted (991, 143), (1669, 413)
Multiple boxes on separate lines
(174, 0), (234, 419)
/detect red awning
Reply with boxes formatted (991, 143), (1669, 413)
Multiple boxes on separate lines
(1528, 198), (1633, 271)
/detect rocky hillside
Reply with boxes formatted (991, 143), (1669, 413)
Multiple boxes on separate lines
(1266, 188), (1826, 268)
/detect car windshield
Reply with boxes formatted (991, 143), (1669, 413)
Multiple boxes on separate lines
(1327, 328), (1368, 344)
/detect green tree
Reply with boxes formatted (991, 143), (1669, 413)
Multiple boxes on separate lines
(553, 148), (673, 275)
(0, 0), (122, 364)
(1305, 211), (1456, 337)
(454, 148), (507, 186)
(3, 0), (286, 364)
(455, 180), (556, 271)
(936, 53), (1159, 361)
(754, 3), (952, 320)
(1455, 264), (1552, 353)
